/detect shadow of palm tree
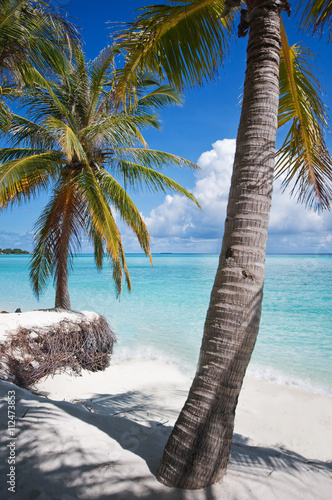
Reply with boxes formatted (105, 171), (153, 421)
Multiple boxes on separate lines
(0, 379), (331, 500)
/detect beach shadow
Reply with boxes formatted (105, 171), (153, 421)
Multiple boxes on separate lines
(1, 380), (331, 500)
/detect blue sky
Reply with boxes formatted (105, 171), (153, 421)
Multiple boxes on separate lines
(1, 0), (331, 254)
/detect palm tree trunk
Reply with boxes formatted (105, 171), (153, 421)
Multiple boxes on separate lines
(55, 189), (74, 311)
(157, 3), (282, 490)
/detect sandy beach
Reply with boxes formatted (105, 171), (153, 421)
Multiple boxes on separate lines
(0, 355), (331, 499)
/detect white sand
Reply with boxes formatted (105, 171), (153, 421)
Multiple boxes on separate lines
(0, 358), (331, 500)
(0, 310), (100, 341)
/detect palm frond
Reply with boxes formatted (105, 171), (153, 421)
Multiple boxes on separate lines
(276, 22), (332, 211)
(86, 221), (105, 270)
(0, 151), (63, 208)
(98, 168), (152, 260)
(82, 195), (129, 297)
(45, 117), (88, 163)
(297, 0), (332, 42)
(112, 158), (200, 208)
(120, 242), (132, 292)
(80, 113), (159, 149)
(111, 147), (200, 171)
(136, 82), (184, 110)
(75, 166), (121, 260)
(0, 0), (80, 78)
(115, 0), (237, 93)
(3, 114), (54, 148)
(0, 0), (26, 30)
(0, 92), (13, 130)
(18, 66), (73, 122)
(87, 45), (119, 122)
(106, 241), (132, 298)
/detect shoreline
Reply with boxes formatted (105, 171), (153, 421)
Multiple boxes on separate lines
(1, 310), (331, 398)
(112, 346), (332, 398)
(0, 358), (331, 499)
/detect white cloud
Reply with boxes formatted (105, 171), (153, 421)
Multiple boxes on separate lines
(142, 138), (332, 254)
(145, 139), (235, 244)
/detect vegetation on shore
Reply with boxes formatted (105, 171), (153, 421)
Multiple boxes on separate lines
(0, 248), (29, 254)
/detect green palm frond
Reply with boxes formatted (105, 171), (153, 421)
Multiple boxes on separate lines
(277, 22), (332, 211)
(112, 159), (200, 207)
(19, 67), (72, 122)
(0, 82), (20, 99)
(109, 248), (127, 297)
(61, 48), (91, 126)
(4, 114), (54, 148)
(98, 169), (152, 260)
(87, 221), (105, 270)
(0, 147), (59, 161)
(80, 112), (159, 148)
(112, 147), (200, 171)
(0, 151), (63, 208)
(136, 82), (184, 110)
(119, 242), (132, 292)
(0, 1), (25, 29)
(0, 90), (14, 129)
(297, 0), (332, 42)
(77, 167), (132, 297)
(88, 45), (119, 121)
(115, 0), (237, 92)
(83, 199), (128, 296)
(76, 166), (121, 260)
(44, 117), (88, 163)
(0, 0), (80, 81)
(105, 241), (132, 298)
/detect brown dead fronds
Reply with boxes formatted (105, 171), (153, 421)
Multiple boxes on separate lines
(0, 315), (116, 389)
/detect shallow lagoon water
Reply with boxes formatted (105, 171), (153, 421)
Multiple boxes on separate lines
(0, 253), (331, 394)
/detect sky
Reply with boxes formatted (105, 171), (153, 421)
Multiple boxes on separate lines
(0, 0), (331, 255)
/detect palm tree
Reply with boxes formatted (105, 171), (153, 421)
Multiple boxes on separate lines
(115, 0), (332, 488)
(0, 46), (199, 310)
(0, 0), (79, 121)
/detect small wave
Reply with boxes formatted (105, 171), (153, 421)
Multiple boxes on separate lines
(247, 364), (332, 397)
(113, 347), (332, 397)
(113, 345), (193, 373)
(112, 345), (332, 397)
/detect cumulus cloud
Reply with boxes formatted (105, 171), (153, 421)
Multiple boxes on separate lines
(142, 138), (332, 253)
(145, 139), (235, 244)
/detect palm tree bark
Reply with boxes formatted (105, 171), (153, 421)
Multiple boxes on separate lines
(55, 186), (74, 311)
(157, 2), (282, 489)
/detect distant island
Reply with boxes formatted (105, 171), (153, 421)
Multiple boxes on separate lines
(0, 248), (30, 255)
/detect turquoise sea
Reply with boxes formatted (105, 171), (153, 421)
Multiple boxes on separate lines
(0, 254), (331, 395)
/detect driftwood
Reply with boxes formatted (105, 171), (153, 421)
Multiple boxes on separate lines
(0, 312), (116, 389)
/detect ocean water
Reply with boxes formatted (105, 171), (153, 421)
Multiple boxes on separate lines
(0, 254), (331, 395)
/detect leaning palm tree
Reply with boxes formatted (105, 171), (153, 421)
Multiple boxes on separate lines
(0, 46), (199, 310)
(0, 0), (79, 121)
(115, 0), (332, 489)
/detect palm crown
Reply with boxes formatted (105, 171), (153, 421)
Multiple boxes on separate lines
(0, 46), (199, 309)
(115, 0), (332, 211)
